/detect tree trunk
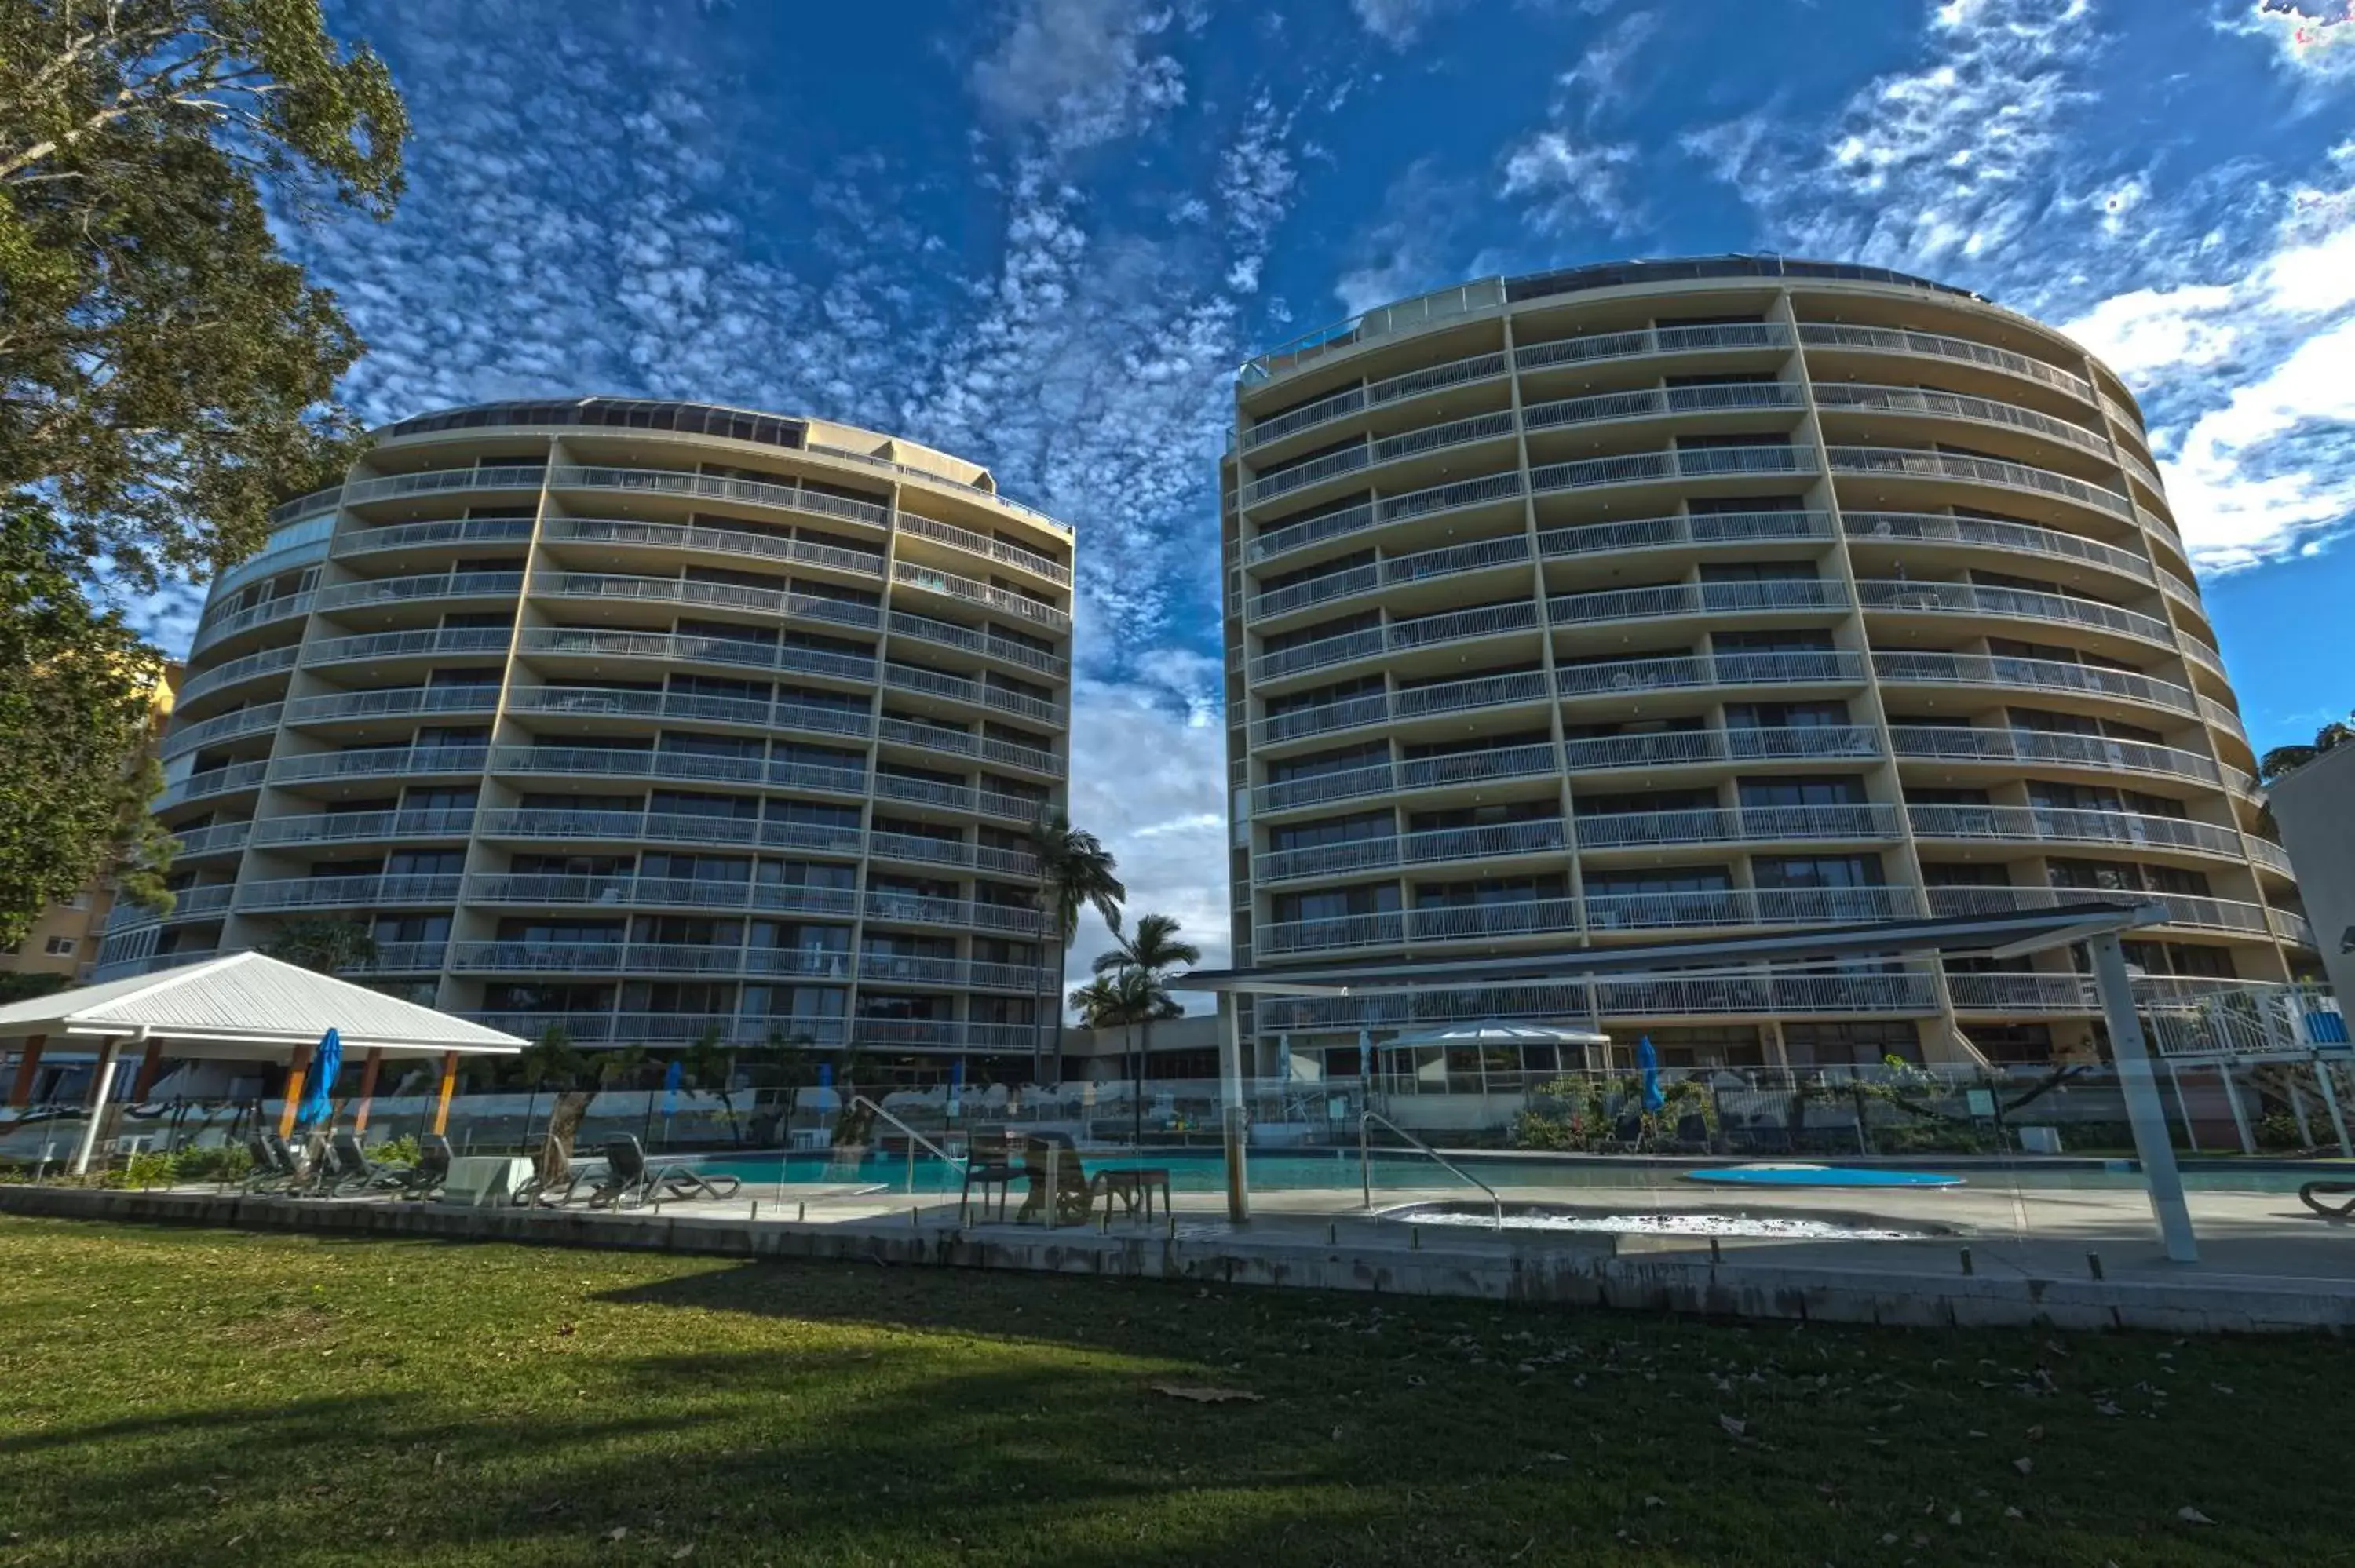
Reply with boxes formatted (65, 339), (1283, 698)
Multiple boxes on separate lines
(539, 1088), (594, 1185)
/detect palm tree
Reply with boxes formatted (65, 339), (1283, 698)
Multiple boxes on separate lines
(259, 917), (378, 977)
(515, 1023), (582, 1155)
(679, 1023), (746, 1147)
(1092, 912), (1198, 1148)
(2260, 716), (2355, 782)
(1026, 810), (1126, 1083)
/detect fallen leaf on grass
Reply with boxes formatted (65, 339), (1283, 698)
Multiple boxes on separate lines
(1718, 1414), (1747, 1438)
(1149, 1382), (1263, 1404)
(2013, 1458), (2033, 1476)
(2178, 1507), (2215, 1526)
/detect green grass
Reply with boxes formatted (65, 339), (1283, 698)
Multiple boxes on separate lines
(0, 1218), (2342, 1566)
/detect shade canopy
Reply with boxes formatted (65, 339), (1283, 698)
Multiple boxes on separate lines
(0, 953), (524, 1062)
(1380, 1019), (1612, 1049)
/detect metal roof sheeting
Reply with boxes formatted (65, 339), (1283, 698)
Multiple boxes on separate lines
(0, 953), (523, 1056)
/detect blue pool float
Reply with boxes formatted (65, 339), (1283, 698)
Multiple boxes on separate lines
(1684, 1163), (1964, 1189)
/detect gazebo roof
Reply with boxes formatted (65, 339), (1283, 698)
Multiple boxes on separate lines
(0, 953), (524, 1059)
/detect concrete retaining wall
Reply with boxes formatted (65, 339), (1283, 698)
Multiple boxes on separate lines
(2, 1184), (2344, 1336)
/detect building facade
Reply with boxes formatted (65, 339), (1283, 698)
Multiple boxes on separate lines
(100, 399), (1076, 1081)
(0, 661), (180, 989)
(2265, 742), (2355, 1009)
(1219, 257), (2317, 1073)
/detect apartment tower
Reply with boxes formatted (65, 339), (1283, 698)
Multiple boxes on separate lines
(104, 399), (1075, 1081)
(1220, 257), (2315, 1072)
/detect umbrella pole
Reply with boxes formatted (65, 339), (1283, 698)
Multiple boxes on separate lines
(352, 1048), (384, 1136)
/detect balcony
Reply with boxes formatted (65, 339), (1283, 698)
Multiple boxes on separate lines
(2140, 505), (2187, 559)
(2116, 446), (2167, 499)
(1854, 578), (2173, 647)
(487, 744), (868, 797)
(1561, 724), (1880, 771)
(1886, 725), (2227, 791)
(1248, 410), (1513, 506)
(504, 684), (874, 739)
(1247, 531), (1528, 623)
(1245, 469), (1525, 563)
(1555, 649), (1868, 699)
(1574, 803), (1901, 850)
(473, 808), (868, 859)
(284, 687), (504, 724)
(107, 882), (235, 932)
(544, 464), (890, 528)
(167, 822), (254, 859)
(1584, 884), (1918, 932)
(462, 873), (860, 917)
(177, 645), (301, 708)
(1922, 884), (2271, 937)
(1530, 443), (1816, 499)
(888, 611), (1068, 679)
(1251, 599), (1538, 684)
(529, 571), (882, 632)
(863, 891), (1046, 935)
(335, 516), (535, 558)
(1811, 382), (2109, 455)
(461, 1012), (851, 1048)
(1517, 319), (1792, 374)
(1796, 322), (2093, 401)
(355, 942), (448, 974)
(1253, 969), (1940, 1029)
(303, 626), (513, 668)
(896, 512), (1072, 586)
(516, 625), (876, 685)
(1254, 817), (1569, 884)
(1871, 650), (2198, 717)
(884, 661), (1061, 727)
(1254, 669), (1545, 749)
(313, 569), (523, 613)
(1825, 446), (2130, 520)
(1841, 510), (2153, 584)
(870, 830), (1041, 877)
(251, 808), (476, 847)
(268, 746), (489, 785)
(1906, 803), (2247, 859)
(1252, 742), (1562, 815)
(155, 760), (269, 810)
(1407, 896), (1581, 943)
(2246, 837), (2296, 878)
(891, 560), (1069, 633)
(1548, 575), (1847, 628)
(1524, 379), (1802, 437)
(1260, 910), (1404, 955)
(338, 464), (548, 509)
(540, 516), (885, 579)
(2272, 907), (2317, 946)
(1539, 508), (1833, 563)
(2155, 566), (2203, 615)
(877, 717), (1059, 776)
(162, 702), (285, 760)
(236, 873), (463, 911)
(188, 592), (313, 658)
(2200, 697), (2249, 747)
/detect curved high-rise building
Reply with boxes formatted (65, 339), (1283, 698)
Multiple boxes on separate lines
(1220, 257), (2317, 1071)
(103, 399), (1075, 1080)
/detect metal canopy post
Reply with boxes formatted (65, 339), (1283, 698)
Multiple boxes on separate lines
(2314, 1059), (2353, 1158)
(68, 1037), (124, 1176)
(1220, 995), (1249, 1223)
(2088, 932), (2197, 1264)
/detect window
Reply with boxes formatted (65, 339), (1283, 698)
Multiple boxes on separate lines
(1737, 776), (1865, 808)
(43, 936), (75, 956)
(1586, 866), (1732, 895)
(1725, 701), (1847, 729)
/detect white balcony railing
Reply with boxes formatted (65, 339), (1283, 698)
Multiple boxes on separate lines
(335, 516), (535, 558)
(1840, 510), (2153, 583)
(1795, 321), (2094, 400)
(1885, 725), (2225, 790)
(539, 516), (885, 579)
(1811, 382), (2109, 454)
(1562, 724), (1880, 771)
(1826, 446), (2131, 519)
(250, 808), (477, 847)
(1907, 804), (2250, 859)
(1871, 651), (2198, 717)
(284, 687), (502, 724)
(891, 561), (1069, 631)
(313, 570), (522, 612)
(1574, 803), (1901, 849)
(1854, 578), (2174, 646)
(176, 645), (301, 707)
(236, 873), (464, 911)
(888, 610), (1068, 679)
(515, 625), (877, 685)
(302, 626), (512, 668)
(1549, 575), (1846, 626)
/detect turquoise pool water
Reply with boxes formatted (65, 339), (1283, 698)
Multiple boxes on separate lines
(684, 1147), (2335, 1196)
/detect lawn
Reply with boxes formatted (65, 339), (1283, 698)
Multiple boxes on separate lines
(0, 1218), (2341, 1566)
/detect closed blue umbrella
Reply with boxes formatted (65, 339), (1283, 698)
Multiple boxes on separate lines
(662, 1058), (683, 1116)
(1637, 1034), (1664, 1114)
(299, 1027), (341, 1128)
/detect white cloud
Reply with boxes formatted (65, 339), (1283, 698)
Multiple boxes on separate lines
(1556, 9), (1659, 122)
(2057, 285), (2241, 379)
(1499, 130), (1640, 233)
(1350, 0), (1461, 48)
(1683, 0), (2097, 275)
(1332, 157), (1477, 317)
(2226, 1), (2355, 80)
(2162, 315), (2355, 570)
(969, 0), (1188, 155)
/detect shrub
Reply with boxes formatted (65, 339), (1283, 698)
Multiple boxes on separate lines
(368, 1134), (420, 1166)
(115, 1150), (177, 1188)
(173, 1143), (253, 1182)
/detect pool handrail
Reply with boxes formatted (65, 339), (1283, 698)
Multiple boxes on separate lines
(849, 1095), (968, 1192)
(1360, 1110), (1504, 1228)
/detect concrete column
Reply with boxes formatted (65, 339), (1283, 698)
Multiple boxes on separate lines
(2218, 1064), (2255, 1155)
(430, 1050), (460, 1136)
(2288, 1076), (2316, 1147)
(68, 1039), (123, 1177)
(7, 1035), (46, 1106)
(2314, 1059), (2353, 1158)
(2090, 931), (2197, 1264)
(352, 1048), (385, 1134)
(1220, 996), (1249, 1223)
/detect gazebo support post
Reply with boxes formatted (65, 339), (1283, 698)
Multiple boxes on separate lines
(352, 1048), (384, 1135)
(276, 1041), (314, 1143)
(1220, 997), (1249, 1224)
(130, 1041), (166, 1101)
(431, 1050), (459, 1138)
(8, 1034), (46, 1106)
(68, 1037), (124, 1176)
(2089, 932), (2197, 1264)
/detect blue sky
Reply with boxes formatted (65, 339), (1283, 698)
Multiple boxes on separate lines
(177, 0), (2355, 979)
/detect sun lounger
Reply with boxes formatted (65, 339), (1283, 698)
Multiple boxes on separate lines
(2299, 1180), (2355, 1220)
(243, 1134), (299, 1194)
(587, 1136), (742, 1209)
(323, 1130), (414, 1194)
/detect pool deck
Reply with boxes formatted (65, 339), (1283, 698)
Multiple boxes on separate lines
(5, 1172), (2353, 1336)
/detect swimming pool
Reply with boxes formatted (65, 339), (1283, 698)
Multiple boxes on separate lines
(682, 1146), (2339, 1197)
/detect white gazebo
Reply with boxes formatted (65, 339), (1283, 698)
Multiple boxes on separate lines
(0, 953), (524, 1172)
(1375, 1019), (1615, 1094)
